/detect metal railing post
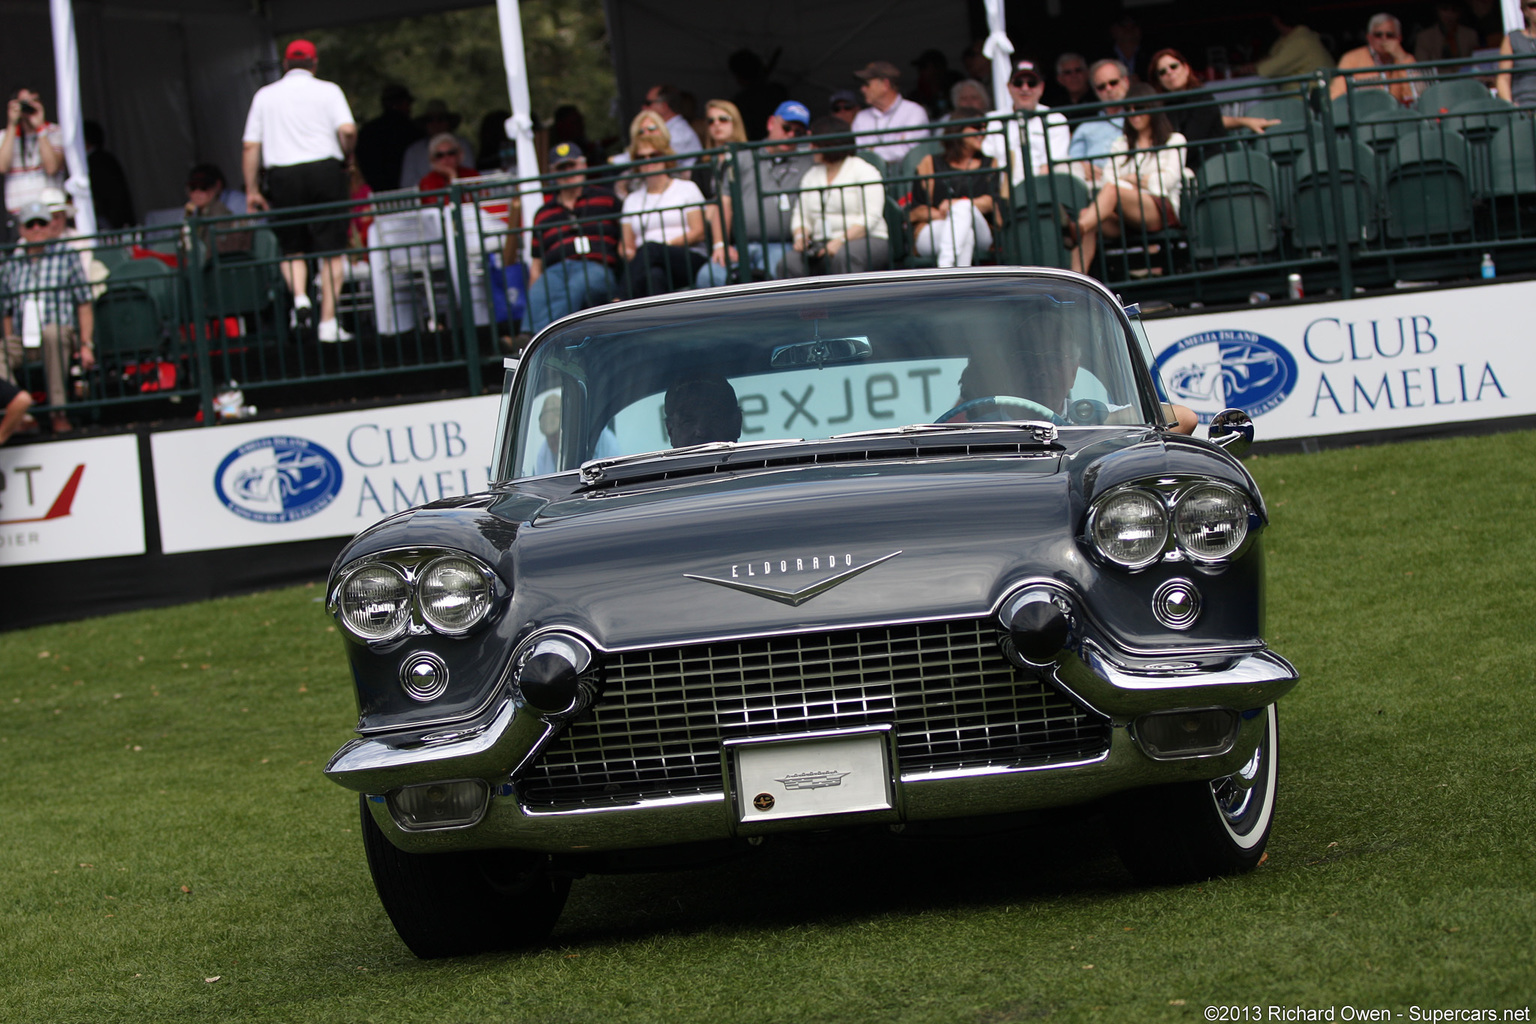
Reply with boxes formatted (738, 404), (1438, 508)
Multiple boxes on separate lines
(446, 182), (482, 396)
(184, 215), (217, 424)
(1316, 73), (1354, 298)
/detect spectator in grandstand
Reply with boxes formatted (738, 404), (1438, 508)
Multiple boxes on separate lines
(0, 376), (33, 445)
(609, 109), (673, 196)
(982, 59), (1071, 183)
(618, 138), (707, 298)
(767, 100), (812, 145)
(526, 142), (622, 332)
(2, 200), (93, 433)
(550, 104), (603, 165)
(946, 80), (991, 121)
(1106, 15), (1147, 81)
(416, 133), (480, 202)
(84, 121), (135, 229)
(1331, 13), (1424, 104)
(1496, 0), (1536, 105)
(1044, 53), (1094, 119)
(355, 83), (422, 193)
(851, 60), (931, 162)
(1069, 83), (1188, 277)
(1467, 0), (1507, 48)
(1068, 60), (1131, 183)
(2, 89), (66, 226)
(961, 38), (992, 85)
(476, 110), (512, 172)
(1238, 6), (1337, 84)
(184, 164), (253, 256)
(1149, 48), (1279, 169)
(694, 104), (813, 289)
(241, 38), (357, 343)
(911, 49), (961, 119)
(694, 98), (748, 200)
(729, 49), (789, 142)
(1416, 1), (1481, 64)
(780, 116), (889, 277)
(693, 99), (747, 257)
(398, 100), (476, 189)
(828, 90), (861, 126)
(642, 84), (702, 164)
(911, 108), (1000, 268)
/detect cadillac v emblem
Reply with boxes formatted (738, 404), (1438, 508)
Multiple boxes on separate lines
(776, 771), (850, 791)
(684, 551), (901, 606)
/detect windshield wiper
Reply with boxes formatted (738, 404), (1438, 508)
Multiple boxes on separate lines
(831, 421), (1059, 443)
(578, 438), (804, 483)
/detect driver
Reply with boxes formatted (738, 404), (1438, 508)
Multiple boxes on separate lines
(947, 310), (1085, 423)
(949, 309), (1197, 432)
(663, 376), (744, 448)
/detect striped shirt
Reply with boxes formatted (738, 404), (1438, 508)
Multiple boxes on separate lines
(531, 185), (622, 269)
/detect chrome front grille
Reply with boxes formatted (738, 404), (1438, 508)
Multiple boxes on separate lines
(518, 619), (1109, 809)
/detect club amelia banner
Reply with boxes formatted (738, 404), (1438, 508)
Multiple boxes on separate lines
(0, 434), (146, 567)
(1140, 280), (1536, 439)
(151, 395), (501, 555)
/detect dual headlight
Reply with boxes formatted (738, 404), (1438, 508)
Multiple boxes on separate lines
(1087, 482), (1253, 569)
(330, 550), (502, 643)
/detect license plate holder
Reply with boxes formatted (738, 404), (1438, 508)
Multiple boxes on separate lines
(728, 728), (893, 824)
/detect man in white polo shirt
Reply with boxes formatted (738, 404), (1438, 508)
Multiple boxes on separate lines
(242, 39), (358, 342)
(849, 60), (929, 164)
(983, 59), (1071, 185)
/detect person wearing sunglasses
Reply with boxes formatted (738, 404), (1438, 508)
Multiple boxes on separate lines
(1, 200), (92, 433)
(850, 60), (931, 163)
(828, 90), (861, 127)
(1331, 13), (1423, 103)
(1496, 0), (1536, 106)
(415, 134), (479, 204)
(642, 84), (702, 166)
(1148, 48), (1279, 170)
(981, 60), (1070, 185)
(1067, 59), (1130, 184)
(1067, 82), (1188, 278)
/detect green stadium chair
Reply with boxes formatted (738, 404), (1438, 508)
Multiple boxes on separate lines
(1383, 129), (1473, 240)
(1488, 123), (1536, 196)
(1331, 90), (1401, 125)
(1416, 79), (1494, 115)
(1186, 150), (1282, 262)
(1293, 140), (1379, 248)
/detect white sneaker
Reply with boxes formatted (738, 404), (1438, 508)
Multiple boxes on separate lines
(317, 318), (353, 343)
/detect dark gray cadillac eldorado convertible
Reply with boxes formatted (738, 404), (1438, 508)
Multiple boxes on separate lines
(324, 268), (1297, 957)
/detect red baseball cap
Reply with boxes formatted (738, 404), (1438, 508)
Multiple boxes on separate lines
(285, 39), (317, 61)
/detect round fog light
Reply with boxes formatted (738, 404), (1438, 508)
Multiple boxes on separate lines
(399, 652), (449, 702)
(1152, 578), (1201, 630)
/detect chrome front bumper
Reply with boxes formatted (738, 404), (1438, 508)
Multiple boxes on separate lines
(327, 645), (1298, 853)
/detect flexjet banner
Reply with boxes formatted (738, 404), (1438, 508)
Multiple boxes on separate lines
(152, 396), (500, 555)
(0, 434), (146, 567)
(1142, 281), (1536, 439)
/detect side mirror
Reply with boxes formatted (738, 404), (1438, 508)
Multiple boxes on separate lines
(1208, 408), (1254, 458)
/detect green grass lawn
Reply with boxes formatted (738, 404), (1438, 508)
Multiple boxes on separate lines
(3, 431), (1534, 1024)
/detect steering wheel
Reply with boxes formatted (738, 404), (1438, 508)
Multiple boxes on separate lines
(937, 395), (1059, 424)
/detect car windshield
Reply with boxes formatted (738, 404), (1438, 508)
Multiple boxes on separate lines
(499, 273), (1154, 480)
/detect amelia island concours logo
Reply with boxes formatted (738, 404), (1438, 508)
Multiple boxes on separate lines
(214, 436), (344, 523)
(1154, 329), (1300, 424)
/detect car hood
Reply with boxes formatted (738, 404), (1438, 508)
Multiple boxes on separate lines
(505, 450), (1090, 651)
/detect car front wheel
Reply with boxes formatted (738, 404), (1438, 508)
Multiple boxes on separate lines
(1113, 704), (1279, 885)
(359, 795), (571, 958)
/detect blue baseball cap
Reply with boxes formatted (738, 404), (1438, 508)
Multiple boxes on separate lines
(773, 100), (811, 126)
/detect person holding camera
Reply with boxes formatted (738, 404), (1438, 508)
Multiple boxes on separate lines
(2, 89), (66, 227)
(779, 116), (888, 277)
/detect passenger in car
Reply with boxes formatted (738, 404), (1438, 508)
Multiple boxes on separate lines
(663, 376), (744, 447)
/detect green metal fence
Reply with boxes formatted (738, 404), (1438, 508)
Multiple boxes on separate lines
(5, 56), (1534, 430)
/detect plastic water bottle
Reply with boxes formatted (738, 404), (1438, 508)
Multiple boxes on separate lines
(1480, 253), (1496, 280)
